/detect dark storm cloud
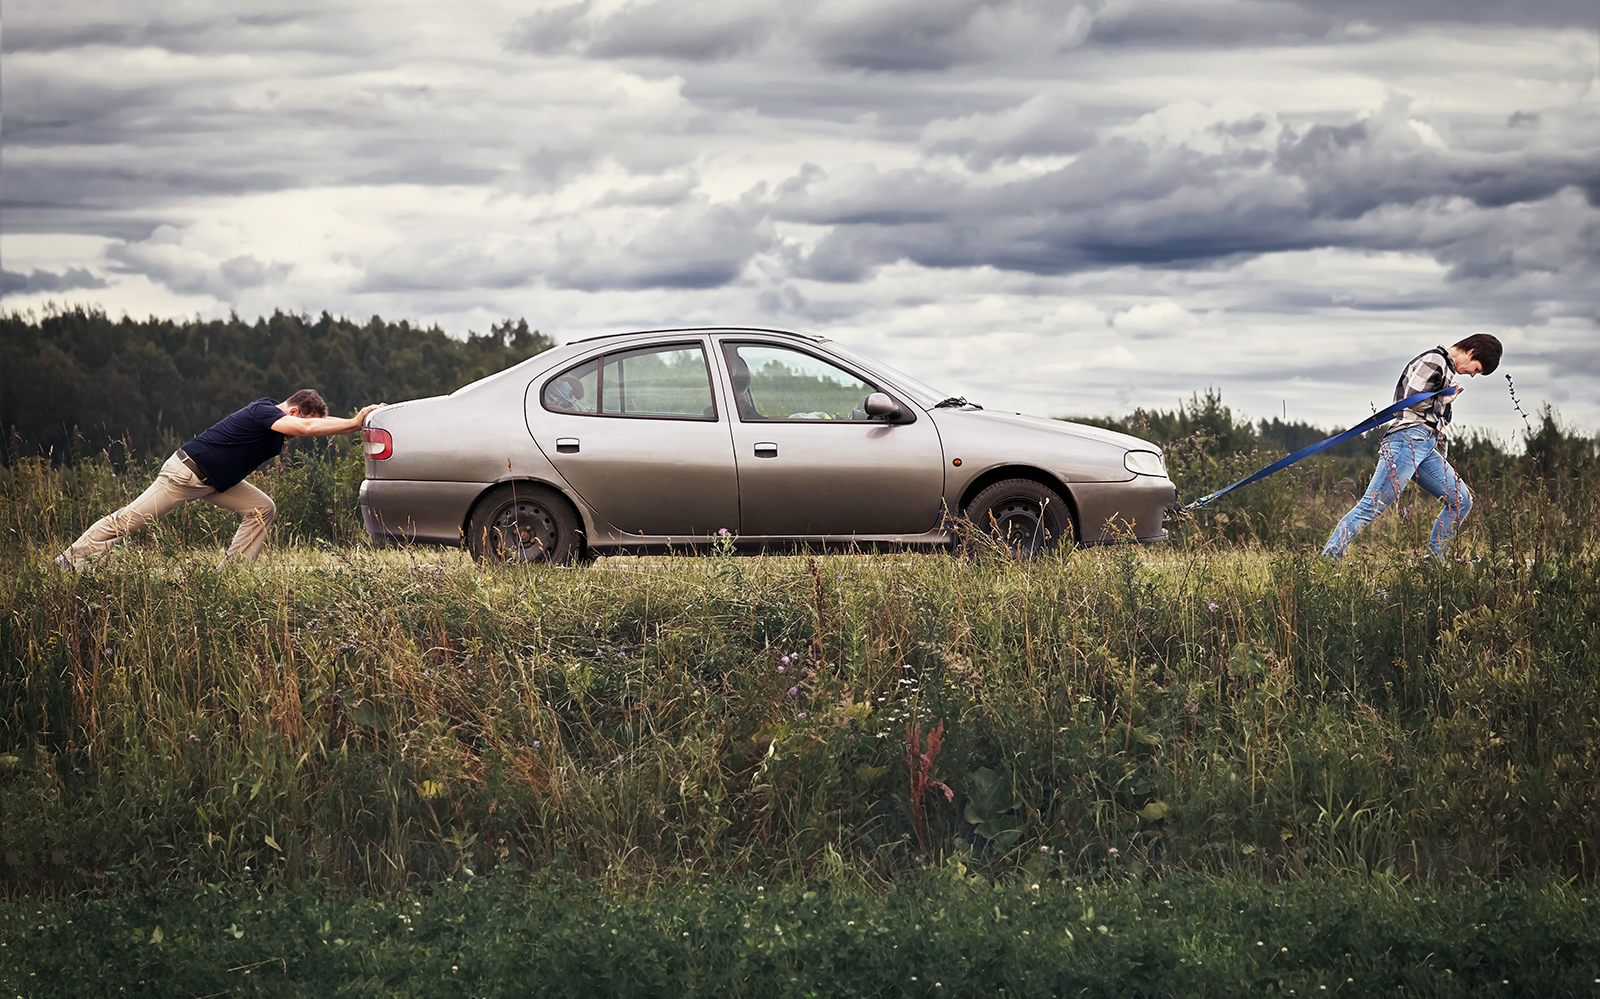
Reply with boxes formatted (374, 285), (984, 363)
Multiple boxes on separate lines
(1083, 0), (1326, 48)
(807, 0), (1025, 72)
(508, 0), (774, 62)
(682, 71), (1017, 135)
(552, 201), (777, 291)
(772, 111), (1600, 297)
(3, 80), (181, 149)
(352, 199), (776, 295)
(1, 160), (299, 232)
(103, 235), (294, 297)
(1292, 0), (1600, 30)
(4, 4), (374, 57)
(505, 0), (1598, 74)
(921, 93), (1097, 167)
(1077, 0), (1599, 51)
(0, 267), (108, 298)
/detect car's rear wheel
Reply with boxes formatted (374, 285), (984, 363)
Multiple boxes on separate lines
(466, 484), (583, 565)
(959, 478), (1074, 557)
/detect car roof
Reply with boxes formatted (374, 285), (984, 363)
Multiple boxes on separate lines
(564, 326), (829, 346)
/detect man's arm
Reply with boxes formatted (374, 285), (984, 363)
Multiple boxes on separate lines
(272, 403), (385, 438)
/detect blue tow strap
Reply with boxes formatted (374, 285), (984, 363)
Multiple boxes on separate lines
(1183, 388), (1451, 511)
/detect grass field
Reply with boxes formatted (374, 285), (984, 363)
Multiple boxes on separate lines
(3, 424), (1599, 995)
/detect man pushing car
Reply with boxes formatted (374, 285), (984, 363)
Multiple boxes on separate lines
(55, 390), (385, 570)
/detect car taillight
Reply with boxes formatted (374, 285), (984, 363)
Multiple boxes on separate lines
(363, 427), (393, 460)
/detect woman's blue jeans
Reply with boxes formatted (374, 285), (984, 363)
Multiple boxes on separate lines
(1322, 425), (1473, 559)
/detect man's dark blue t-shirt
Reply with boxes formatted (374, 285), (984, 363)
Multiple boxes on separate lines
(182, 398), (286, 492)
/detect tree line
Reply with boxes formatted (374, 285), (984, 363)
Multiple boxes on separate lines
(4, 305), (1591, 474)
(1, 306), (554, 463)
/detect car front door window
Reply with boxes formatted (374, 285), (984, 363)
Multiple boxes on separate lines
(723, 344), (878, 421)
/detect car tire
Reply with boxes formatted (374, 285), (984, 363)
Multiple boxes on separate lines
(959, 478), (1074, 557)
(466, 483), (583, 565)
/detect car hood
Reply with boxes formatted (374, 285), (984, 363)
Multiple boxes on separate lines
(935, 408), (1161, 453)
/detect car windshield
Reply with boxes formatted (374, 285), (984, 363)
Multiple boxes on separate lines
(820, 342), (955, 409)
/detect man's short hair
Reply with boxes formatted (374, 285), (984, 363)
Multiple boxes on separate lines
(1452, 333), (1502, 375)
(285, 388), (328, 418)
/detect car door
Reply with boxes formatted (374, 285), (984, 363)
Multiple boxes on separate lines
(526, 340), (740, 537)
(718, 340), (945, 537)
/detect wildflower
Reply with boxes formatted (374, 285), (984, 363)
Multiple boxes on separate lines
(71, 767), (84, 776)
(780, 655), (791, 666)
(532, 740), (541, 748)
(777, 665), (786, 674)
(717, 528), (729, 536)
(1107, 846), (1119, 856)
(788, 687), (798, 697)
(188, 734), (200, 743)
(797, 712), (808, 719)
(1206, 602), (1218, 613)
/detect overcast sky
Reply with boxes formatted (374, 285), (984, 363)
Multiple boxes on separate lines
(4, 0), (1599, 441)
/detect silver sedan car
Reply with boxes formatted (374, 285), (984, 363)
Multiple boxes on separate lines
(359, 328), (1176, 562)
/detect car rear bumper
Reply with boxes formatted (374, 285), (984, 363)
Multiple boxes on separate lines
(360, 479), (486, 544)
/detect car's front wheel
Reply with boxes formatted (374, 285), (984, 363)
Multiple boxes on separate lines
(466, 484), (583, 565)
(959, 478), (1074, 556)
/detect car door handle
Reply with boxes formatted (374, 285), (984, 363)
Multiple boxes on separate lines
(754, 442), (778, 458)
(556, 437), (580, 454)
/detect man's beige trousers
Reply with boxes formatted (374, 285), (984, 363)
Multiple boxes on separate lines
(59, 453), (276, 568)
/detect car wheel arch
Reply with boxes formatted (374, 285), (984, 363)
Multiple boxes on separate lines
(956, 466), (1080, 539)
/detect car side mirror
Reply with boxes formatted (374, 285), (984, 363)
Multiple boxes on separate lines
(863, 392), (902, 421)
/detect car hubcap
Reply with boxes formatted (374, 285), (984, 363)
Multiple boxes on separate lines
(490, 501), (557, 561)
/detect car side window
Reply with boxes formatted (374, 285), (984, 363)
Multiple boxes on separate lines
(544, 344), (717, 420)
(543, 358), (598, 413)
(723, 343), (879, 421)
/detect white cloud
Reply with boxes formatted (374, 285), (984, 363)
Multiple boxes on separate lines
(1113, 300), (1198, 333)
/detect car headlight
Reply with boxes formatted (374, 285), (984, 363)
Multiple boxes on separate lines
(1124, 450), (1167, 477)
